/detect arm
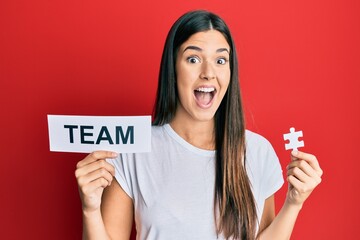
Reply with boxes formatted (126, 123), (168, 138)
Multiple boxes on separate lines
(257, 151), (323, 240)
(257, 196), (301, 240)
(101, 178), (134, 240)
(76, 151), (133, 240)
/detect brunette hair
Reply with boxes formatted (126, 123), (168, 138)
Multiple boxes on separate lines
(153, 10), (257, 239)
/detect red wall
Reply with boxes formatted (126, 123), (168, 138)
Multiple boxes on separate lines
(1, 0), (359, 239)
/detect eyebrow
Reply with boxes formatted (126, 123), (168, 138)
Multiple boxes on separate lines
(183, 45), (230, 54)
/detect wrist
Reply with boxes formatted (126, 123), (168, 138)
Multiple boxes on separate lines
(284, 199), (303, 212)
(82, 208), (102, 219)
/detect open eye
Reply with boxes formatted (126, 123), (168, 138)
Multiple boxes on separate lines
(187, 56), (200, 64)
(217, 58), (228, 65)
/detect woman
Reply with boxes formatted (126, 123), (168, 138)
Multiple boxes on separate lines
(75, 10), (323, 240)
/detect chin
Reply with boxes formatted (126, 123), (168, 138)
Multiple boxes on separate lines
(191, 110), (217, 122)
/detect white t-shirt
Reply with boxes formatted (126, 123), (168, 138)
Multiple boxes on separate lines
(109, 124), (284, 240)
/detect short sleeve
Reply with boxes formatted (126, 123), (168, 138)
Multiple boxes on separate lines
(106, 154), (134, 199)
(245, 130), (284, 203)
(261, 141), (284, 200)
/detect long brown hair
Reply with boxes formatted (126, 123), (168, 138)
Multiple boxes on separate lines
(153, 10), (257, 239)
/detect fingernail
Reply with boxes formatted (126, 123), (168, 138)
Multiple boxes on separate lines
(292, 150), (298, 156)
(111, 152), (118, 157)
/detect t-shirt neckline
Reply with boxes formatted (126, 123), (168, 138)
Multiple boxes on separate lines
(163, 124), (216, 157)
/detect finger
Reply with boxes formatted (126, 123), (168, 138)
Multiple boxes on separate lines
(290, 151), (299, 161)
(288, 174), (320, 195)
(81, 178), (110, 195)
(77, 168), (114, 188)
(291, 151), (322, 175)
(75, 159), (115, 178)
(288, 160), (322, 185)
(287, 166), (311, 183)
(77, 151), (118, 168)
(287, 160), (319, 179)
(287, 175), (305, 191)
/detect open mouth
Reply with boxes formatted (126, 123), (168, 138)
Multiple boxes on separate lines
(194, 87), (216, 108)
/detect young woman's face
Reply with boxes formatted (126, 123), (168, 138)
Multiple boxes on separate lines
(175, 30), (231, 123)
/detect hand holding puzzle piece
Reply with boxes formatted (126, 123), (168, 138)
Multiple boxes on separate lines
(283, 127), (304, 151)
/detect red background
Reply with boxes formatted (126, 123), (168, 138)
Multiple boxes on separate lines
(1, 0), (359, 239)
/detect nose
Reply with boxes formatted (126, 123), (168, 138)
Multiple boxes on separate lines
(200, 61), (215, 80)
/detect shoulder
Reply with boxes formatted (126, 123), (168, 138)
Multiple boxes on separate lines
(151, 124), (169, 143)
(245, 129), (273, 151)
(245, 129), (279, 171)
(151, 124), (165, 134)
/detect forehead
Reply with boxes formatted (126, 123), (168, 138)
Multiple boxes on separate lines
(180, 30), (230, 52)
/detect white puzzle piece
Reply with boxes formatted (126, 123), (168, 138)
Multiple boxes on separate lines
(283, 127), (304, 151)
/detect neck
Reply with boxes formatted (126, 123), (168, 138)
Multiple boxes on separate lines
(170, 116), (215, 151)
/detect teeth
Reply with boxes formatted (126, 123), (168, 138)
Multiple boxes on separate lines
(196, 87), (215, 93)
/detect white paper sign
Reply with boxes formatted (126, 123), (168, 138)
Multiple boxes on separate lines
(47, 115), (151, 153)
